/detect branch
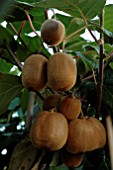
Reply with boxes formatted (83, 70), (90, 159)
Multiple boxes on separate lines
(6, 45), (23, 70)
(96, 10), (104, 119)
(106, 115), (113, 170)
(18, 21), (26, 36)
(9, 22), (30, 52)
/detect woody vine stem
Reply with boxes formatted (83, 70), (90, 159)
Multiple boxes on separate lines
(96, 9), (104, 119)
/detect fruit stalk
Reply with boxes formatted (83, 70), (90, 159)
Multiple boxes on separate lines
(6, 45), (23, 70)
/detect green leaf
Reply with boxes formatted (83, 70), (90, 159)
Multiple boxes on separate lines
(65, 37), (86, 51)
(0, 74), (23, 115)
(104, 4), (113, 33)
(36, 0), (106, 20)
(0, 58), (13, 73)
(76, 51), (98, 70)
(21, 34), (50, 57)
(0, 25), (18, 51)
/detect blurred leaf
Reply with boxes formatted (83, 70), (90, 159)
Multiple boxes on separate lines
(8, 137), (37, 170)
(1, 1), (34, 22)
(20, 88), (29, 112)
(36, 0), (106, 20)
(0, 73), (23, 115)
(8, 97), (20, 110)
(49, 164), (68, 170)
(0, 0), (14, 18)
(102, 66), (113, 116)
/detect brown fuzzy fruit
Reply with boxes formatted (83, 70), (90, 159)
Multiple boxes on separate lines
(47, 52), (77, 91)
(41, 19), (65, 46)
(22, 54), (48, 91)
(61, 148), (83, 168)
(30, 111), (68, 151)
(66, 117), (106, 154)
(43, 94), (61, 111)
(59, 96), (81, 120)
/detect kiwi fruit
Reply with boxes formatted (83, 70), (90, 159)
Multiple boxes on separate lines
(41, 19), (65, 46)
(61, 148), (83, 167)
(59, 96), (81, 120)
(43, 93), (61, 111)
(22, 54), (48, 91)
(47, 52), (77, 91)
(30, 111), (68, 151)
(66, 117), (106, 154)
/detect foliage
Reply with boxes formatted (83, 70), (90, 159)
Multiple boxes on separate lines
(0, 0), (112, 170)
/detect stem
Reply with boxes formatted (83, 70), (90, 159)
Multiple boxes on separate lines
(18, 21), (26, 36)
(106, 115), (113, 170)
(25, 10), (41, 39)
(96, 10), (104, 119)
(25, 10), (43, 53)
(6, 45), (23, 70)
(44, 8), (49, 20)
(36, 92), (45, 101)
(9, 22), (30, 52)
(25, 91), (36, 130)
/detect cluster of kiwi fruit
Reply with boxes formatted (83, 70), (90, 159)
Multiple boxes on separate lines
(30, 93), (106, 168)
(21, 19), (106, 168)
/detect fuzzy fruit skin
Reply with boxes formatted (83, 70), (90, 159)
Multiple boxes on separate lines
(59, 96), (81, 120)
(43, 94), (61, 111)
(61, 148), (83, 168)
(22, 54), (48, 91)
(30, 111), (68, 151)
(47, 52), (77, 91)
(66, 117), (106, 154)
(41, 19), (65, 46)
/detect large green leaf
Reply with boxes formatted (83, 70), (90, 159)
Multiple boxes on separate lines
(35, 0), (106, 20)
(0, 74), (23, 115)
(104, 4), (113, 33)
